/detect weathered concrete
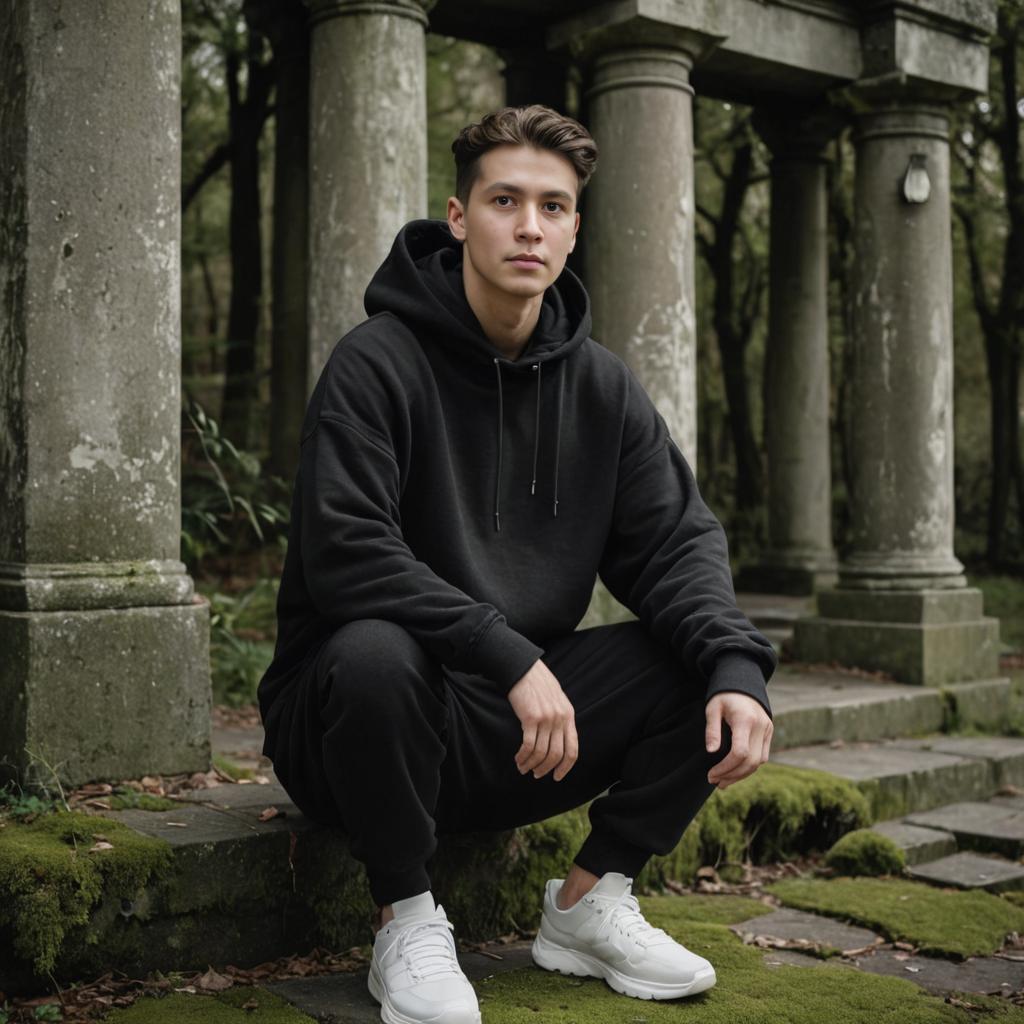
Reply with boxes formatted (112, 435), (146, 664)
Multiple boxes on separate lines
(771, 741), (995, 819)
(891, 737), (1024, 791)
(907, 851), (1024, 893)
(768, 671), (1008, 749)
(868, 820), (957, 866)
(551, 10), (725, 467)
(0, 0), (210, 788)
(306, 0), (430, 387)
(739, 109), (840, 597)
(854, 947), (1024, 996)
(904, 800), (1024, 859)
(731, 906), (883, 954)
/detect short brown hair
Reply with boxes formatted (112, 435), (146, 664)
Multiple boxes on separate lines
(451, 105), (598, 209)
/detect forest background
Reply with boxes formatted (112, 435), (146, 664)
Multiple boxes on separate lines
(177, 0), (1024, 708)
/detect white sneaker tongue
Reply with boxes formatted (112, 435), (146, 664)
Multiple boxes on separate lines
(591, 871), (632, 899)
(391, 891), (437, 920)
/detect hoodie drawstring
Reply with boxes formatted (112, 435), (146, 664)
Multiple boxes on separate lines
(493, 357), (565, 532)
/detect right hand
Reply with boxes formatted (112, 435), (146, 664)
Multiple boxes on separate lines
(507, 658), (578, 782)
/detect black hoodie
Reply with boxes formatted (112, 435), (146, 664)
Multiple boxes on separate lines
(256, 219), (777, 728)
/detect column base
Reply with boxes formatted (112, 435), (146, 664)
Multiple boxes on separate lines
(792, 588), (1000, 685)
(0, 600), (211, 790)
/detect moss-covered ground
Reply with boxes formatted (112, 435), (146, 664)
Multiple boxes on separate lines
(88, 888), (1024, 1024)
(766, 876), (1024, 959)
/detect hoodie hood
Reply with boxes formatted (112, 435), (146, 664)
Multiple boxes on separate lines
(363, 219), (592, 531)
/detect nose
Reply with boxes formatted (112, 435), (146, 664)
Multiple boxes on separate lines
(515, 206), (543, 243)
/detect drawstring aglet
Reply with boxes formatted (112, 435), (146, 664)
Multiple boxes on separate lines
(552, 498), (559, 518)
(494, 510), (501, 532)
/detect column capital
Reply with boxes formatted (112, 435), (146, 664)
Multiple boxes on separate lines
(306, 0), (433, 29)
(547, 0), (725, 67)
(751, 103), (848, 162)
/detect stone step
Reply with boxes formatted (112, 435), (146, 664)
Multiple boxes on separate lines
(771, 735), (1024, 818)
(868, 820), (958, 866)
(904, 800), (1024, 859)
(906, 851), (1024, 893)
(769, 670), (1008, 749)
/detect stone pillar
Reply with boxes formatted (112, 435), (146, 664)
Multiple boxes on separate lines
(0, 1), (210, 789)
(738, 110), (840, 596)
(307, 0), (431, 389)
(793, 90), (999, 684)
(549, 13), (724, 469)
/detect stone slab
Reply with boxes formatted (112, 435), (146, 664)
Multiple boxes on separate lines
(760, 949), (860, 971)
(869, 820), (958, 866)
(730, 907), (882, 954)
(891, 737), (1024, 791)
(267, 942), (536, 1024)
(904, 801), (1024, 859)
(771, 741), (995, 818)
(907, 851), (1024, 893)
(852, 948), (1024, 997)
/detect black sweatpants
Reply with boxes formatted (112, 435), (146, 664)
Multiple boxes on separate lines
(261, 618), (732, 908)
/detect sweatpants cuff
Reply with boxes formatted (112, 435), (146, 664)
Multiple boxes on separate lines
(368, 864), (433, 909)
(573, 826), (652, 881)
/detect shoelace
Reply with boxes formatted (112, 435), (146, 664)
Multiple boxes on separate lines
(596, 892), (672, 948)
(398, 914), (461, 981)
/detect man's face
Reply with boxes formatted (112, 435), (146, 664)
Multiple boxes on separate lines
(447, 144), (581, 302)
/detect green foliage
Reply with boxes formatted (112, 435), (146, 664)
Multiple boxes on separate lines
(824, 828), (907, 877)
(181, 397), (290, 574)
(203, 579), (279, 706)
(971, 572), (1024, 650)
(0, 780), (59, 822)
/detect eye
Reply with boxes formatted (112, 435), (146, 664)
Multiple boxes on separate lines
(545, 202), (564, 214)
(494, 195), (513, 207)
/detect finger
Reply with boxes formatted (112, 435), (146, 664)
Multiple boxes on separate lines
(708, 727), (752, 781)
(534, 727), (564, 778)
(761, 722), (773, 764)
(555, 719), (578, 781)
(516, 722), (538, 773)
(705, 701), (722, 753)
(520, 723), (553, 774)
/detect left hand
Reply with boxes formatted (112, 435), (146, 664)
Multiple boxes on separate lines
(705, 692), (773, 790)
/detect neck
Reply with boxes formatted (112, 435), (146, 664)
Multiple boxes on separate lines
(462, 256), (543, 362)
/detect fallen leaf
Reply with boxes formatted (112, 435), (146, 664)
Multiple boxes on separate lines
(89, 841), (114, 852)
(164, 821), (189, 828)
(196, 967), (233, 991)
(258, 806), (283, 822)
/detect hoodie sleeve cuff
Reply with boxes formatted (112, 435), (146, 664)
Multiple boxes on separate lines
(470, 618), (545, 693)
(705, 651), (773, 720)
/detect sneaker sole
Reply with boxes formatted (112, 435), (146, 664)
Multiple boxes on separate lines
(531, 930), (717, 1000)
(367, 958), (482, 1024)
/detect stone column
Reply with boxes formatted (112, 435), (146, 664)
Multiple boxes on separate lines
(793, 90), (999, 684)
(307, 0), (431, 389)
(738, 110), (840, 596)
(0, 1), (210, 789)
(549, 13), (724, 469)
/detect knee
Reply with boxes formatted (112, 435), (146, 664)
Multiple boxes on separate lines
(316, 619), (440, 713)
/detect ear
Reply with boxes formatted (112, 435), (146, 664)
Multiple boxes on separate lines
(568, 210), (580, 253)
(447, 196), (466, 241)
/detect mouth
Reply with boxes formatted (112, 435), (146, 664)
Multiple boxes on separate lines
(508, 254), (545, 268)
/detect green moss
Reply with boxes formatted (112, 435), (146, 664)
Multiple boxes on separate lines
(0, 810), (173, 975)
(640, 892), (775, 926)
(476, 904), (1014, 1023)
(100, 986), (316, 1022)
(211, 755), (254, 781)
(640, 763), (871, 891)
(825, 828), (907, 877)
(766, 876), (1024, 959)
(107, 791), (178, 812)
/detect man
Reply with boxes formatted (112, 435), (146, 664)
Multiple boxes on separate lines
(257, 105), (777, 1024)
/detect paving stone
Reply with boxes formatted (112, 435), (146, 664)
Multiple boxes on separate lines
(904, 801), (1024, 858)
(891, 737), (1024, 790)
(760, 949), (860, 971)
(851, 948), (1024, 997)
(730, 907), (882, 954)
(869, 820), (958, 866)
(266, 942), (536, 1023)
(771, 741), (994, 817)
(907, 851), (1024, 893)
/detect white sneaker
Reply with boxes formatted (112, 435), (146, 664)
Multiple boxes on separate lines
(367, 890), (481, 1024)
(531, 871), (717, 1000)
